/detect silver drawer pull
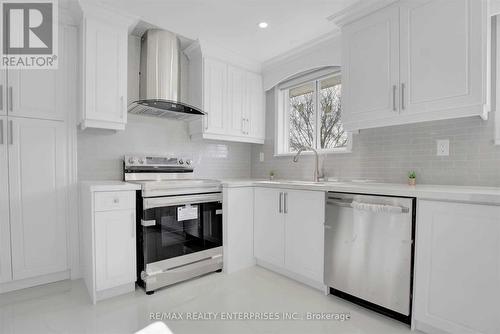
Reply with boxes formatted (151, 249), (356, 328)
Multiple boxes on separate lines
(141, 219), (156, 227)
(113, 198), (120, 204)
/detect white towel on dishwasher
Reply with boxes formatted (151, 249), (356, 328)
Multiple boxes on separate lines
(351, 201), (403, 214)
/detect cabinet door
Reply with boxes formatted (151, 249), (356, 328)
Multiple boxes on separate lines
(400, 0), (484, 117)
(0, 116), (11, 283)
(415, 200), (500, 334)
(8, 117), (67, 280)
(7, 26), (65, 121)
(246, 71), (265, 140)
(226, 65), (246, 136)
(84, 19), (127, 125)
(0, 71), (6, 116)
(203, 58), (227, 135)
(284, 190), (325, 282)
(253, 187), (285, 266)
(95, 209), (136, 291)
(341, 5), (400, 129)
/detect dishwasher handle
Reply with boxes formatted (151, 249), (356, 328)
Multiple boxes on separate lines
(326, 198), (353, 208)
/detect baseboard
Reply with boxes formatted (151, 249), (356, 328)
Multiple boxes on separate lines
(255, 259), (325, 292)
(0, 270), (70, 294)
(414, 320), (451, 334)
(95, 282), (136, 304)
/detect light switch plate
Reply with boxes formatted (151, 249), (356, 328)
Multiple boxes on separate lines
(259, 152), (264, 162)
(437, 139), (449, 156)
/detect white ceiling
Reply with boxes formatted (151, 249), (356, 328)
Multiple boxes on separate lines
(100, 0), (358, 63)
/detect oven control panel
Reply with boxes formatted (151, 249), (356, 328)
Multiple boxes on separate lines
(125, 155), (193, 167)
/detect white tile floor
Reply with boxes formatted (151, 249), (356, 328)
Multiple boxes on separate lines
(0, 266), (415, 334)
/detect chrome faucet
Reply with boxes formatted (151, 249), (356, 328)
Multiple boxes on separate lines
(292, 146), (322, 182)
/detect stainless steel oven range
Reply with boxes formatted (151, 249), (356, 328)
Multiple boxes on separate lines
(124, 155), (223, 294)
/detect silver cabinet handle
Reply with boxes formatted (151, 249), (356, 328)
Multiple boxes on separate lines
(283, 192), (288, 214)
(131, 213), (135, 238)
(241, 117), (245, 134)
(0, 119), (3, 145)
(0, 85), (3, 111)
(392, 85), (397, 111)
(278, 192), (283, 213)
(8, 120), (12, 145)
(8, 87), (12, 111)
(401, 83), (405, 110)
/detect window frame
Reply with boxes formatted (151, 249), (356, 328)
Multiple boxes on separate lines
(274, 70), (352, 157)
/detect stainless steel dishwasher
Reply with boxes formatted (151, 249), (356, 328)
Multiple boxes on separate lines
(324, 192), (415, 324)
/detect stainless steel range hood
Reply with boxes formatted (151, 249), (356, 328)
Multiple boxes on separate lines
(128, 29), (205, 120)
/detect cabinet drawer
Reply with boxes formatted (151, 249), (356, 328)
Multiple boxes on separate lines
(94, 191), (135, 211)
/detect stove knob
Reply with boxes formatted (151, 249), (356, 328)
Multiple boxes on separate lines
(128, 157), (137, 164)
(179, 159), (184, 165)
(138, 158), (145, 164)
(186, 159), (192, 165)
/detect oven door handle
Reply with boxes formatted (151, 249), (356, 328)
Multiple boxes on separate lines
(141, 219), (156, 227)
(143, 193), (222, 210)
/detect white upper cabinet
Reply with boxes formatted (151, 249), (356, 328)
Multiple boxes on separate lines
(338, 0), (488, 131)
(414, 200), (500, 334)
(0, 116), (11, 283)
(8, 117), (67, 280)
(186, 44), (265, 144)
(0, 71), (6, 116)
(399, 0), (485, 118)
(342, 5), (400, 127)
(246, 71), (265, 139)
(203, 57), (227, 135)
(79, 4), (131, 131)
(7, 26), (66, 121)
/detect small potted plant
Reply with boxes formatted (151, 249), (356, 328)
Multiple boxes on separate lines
(408, 171), (416, 186)
(269, 171), (275, 181)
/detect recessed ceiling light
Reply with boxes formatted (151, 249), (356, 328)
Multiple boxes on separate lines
(258, 22), (268, 29)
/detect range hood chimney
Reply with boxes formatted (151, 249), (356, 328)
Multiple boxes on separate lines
(128, 29), (205, 120)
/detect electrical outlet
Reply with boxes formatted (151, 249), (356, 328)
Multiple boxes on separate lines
(259, 152), (264, 162)
(436, 139), (449, 156)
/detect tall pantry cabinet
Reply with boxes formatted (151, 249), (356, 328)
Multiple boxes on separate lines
(0, 23), (76, 291)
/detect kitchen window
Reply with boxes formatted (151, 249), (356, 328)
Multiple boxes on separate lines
(275, 70), (351, 155)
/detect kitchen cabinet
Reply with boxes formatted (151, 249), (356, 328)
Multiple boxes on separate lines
(0, 116), (11, 283)
(253, 187), (325, 287)
(414, 200), (500, 334)
(339, 0), (488, 131)
(81, 183), (139, 304)
(7, 28), (66, 121)
(254, 188), (285, 266)
(341, 5), (400, 127)
(8, 117), (67, 280)
(223, 186), (256, 274)
(79, 10), (130, 131)
(185, 45), (265, 144)
(0, 71), (6, 116)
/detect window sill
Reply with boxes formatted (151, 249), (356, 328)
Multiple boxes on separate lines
(274, 147), (352, 157)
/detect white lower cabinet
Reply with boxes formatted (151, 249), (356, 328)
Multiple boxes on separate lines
(254, 187), (325, 288)
(222, 187), (256, 274)
(414, 200), (500, 334)
(8, 117), (67, 280)
(81, 184), (139, 304)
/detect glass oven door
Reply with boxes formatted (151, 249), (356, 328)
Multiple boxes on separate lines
(140, 193), (222, 266)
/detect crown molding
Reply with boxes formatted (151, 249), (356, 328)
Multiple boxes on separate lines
(262, 30), (340, 72)
(327, 0), (398, 27)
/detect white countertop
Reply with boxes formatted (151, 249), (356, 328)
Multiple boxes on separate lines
(80, 181), (141, 192)
(221, 179), (500, 205)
